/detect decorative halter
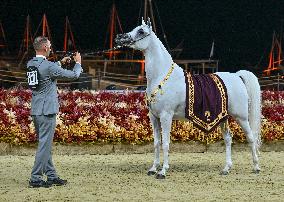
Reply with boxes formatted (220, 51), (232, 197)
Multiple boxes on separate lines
(146, 63), (175, 105)
(130, 31), (151, 45)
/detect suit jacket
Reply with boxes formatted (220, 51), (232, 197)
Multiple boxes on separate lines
(27, 57), (82, 115)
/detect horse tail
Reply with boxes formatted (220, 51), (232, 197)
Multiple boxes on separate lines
(236, 70), (262, 150)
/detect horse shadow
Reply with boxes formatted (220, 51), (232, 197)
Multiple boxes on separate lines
(170, 162), (221, 173)
(111, 161), (221, 175)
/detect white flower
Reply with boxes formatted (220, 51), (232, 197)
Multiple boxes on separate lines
(61, 100), (69, 106)
(24, 102), (31, 108)
(8, 97), (18, 105)
(115, 102), (127, 108)
(109, 122), (121, 132)
(78, 115), (90, 125)
(98, 116), (107, 125)
(129, 114), (139, 120)
(29, 122), (35, 134)
(57, 89), (63, 94)
(56, 115), (63, 126)
(75, 97), (82, 104)
(3, 109), (16, 124)
(90, 90), (100, 95)
(72, 90), (80, 94)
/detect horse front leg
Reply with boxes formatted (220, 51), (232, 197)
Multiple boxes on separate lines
(147, 112), (161, 176)
(156, 111), (173, 179)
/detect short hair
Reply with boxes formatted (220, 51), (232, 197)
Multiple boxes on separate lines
(33, 36), (49, 51)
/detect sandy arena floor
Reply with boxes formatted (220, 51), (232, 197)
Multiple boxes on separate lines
(0, 152), (283, 201)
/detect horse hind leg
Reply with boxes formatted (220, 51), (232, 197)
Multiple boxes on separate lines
(220, 121), (233, 175)
(236, 118), (260, 173)
(147, 112), (161, 176)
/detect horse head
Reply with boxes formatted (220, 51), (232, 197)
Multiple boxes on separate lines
(115, 18), (152, 51)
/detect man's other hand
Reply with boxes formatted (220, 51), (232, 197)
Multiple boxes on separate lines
(73, 52), (81, 64)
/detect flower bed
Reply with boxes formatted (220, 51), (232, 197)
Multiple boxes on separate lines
(0, 88), (283, 145)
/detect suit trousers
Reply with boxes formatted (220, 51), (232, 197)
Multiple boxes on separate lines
(30, 114), (58, 182)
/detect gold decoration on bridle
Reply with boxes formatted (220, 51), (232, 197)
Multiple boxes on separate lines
(146, 63), (175, 105)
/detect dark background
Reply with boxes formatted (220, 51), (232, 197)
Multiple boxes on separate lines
(1, 0), (284, 72)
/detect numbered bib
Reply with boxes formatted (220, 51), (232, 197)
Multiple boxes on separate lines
(27, 66), (40, 90)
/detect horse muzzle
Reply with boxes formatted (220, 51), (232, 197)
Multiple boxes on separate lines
(115, 34), (133, 47)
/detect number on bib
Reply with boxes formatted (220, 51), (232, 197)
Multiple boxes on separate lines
(27, 66), (40, 90)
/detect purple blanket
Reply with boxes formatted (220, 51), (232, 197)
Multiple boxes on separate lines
(184, 72), (229, 133)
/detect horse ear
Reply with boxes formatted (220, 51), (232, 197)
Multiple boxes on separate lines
(141, 17), (146, 26)
(147, 17), (152, 30)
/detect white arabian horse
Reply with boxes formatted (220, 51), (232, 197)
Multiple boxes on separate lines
(115, 19), (261, 179)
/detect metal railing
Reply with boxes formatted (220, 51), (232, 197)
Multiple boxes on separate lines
(258, 74), (284, 91)
(1, 66), (283, 91)
(93, 68), (146, 90)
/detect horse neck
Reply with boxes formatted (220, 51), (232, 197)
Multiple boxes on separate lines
(144, 35), (173, 86)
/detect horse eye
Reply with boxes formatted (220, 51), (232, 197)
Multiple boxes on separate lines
(138, 29), (144, 35)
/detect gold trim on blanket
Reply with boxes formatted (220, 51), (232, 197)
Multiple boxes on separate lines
(186, 73), (228, 132)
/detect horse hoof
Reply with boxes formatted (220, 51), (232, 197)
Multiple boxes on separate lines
(253, 169), (260, 174)
(156, 174), (166, 179)
(220, 170), (229, 175)
(147, 171), (156, 176)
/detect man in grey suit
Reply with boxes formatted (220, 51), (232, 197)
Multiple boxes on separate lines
(27, 36), (82, 188)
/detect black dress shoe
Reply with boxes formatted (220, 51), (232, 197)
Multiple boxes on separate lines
(47, 177), (67, 186)
(29, 180), (51, 188)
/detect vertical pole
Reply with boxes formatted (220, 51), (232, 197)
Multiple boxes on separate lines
(0, 21), (7, 45)
(104, 59), (107, 77)
(98, 68), (101, 90)
(216, 61), (219, 72)
(141, 60), (145, 77)
(64, 16), (68, 51)
(148, 0), (157, 33)
(277, 73), (280, 92)
(185, 63), (188, 72)
(68, 17), (77, 50)
(140, 60), (145, 84)
(144, 0), (148, 20)
(42, 14), (46, 36)
(109, 3), (115, 59)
